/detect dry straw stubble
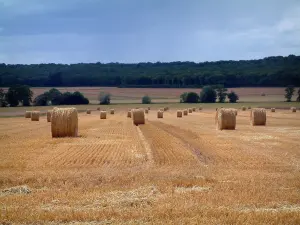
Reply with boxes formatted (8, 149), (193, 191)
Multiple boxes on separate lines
(51, 107), (78, 137)
(100, 111), (107, 119)
(250, 108), (266, 126)
(31, 111), (40, 121)
(216, 108), (236, 130)
(132, 109), (145, 126)
(25, 111), (31, 118)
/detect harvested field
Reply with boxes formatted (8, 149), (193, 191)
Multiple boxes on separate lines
(1, 106), (300, 224)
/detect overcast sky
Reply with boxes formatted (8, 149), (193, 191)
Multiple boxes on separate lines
(0, 0), (300, 64)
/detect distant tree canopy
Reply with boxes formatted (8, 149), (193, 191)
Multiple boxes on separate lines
(5, 85), (33, 107)
(0, 55), (300, 88)
(33, 88), (89, 106)
(142, 95), (152, 104)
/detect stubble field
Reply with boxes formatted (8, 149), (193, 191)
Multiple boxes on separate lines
(1, 106), (300, 224)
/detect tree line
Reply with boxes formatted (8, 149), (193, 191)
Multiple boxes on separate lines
(0, 55), (300, 88)
(1, 85), (299, 107)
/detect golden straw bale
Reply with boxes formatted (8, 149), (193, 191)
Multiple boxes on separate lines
(47, 110), (52, 122)
(132, 109), (145, 126)
(177, 110), (183, 118)
(86, 109), (91, 114)
(157, 110), (164, 118)
(164, 107), (169, 111)
(242, 106), (246, 111)
(25, 111), (31, 118)
(271, 108), (275, 112)
(127, 110), (131, 118)
(110, 109), (114, 114)
(100, 111), (107, 119)
(31, 111), (40, 121)
(145, 109), (149, 114)
(188, 108), (193, 113)
(291, 107), (297, 112)
(199, 107), (202, 110)
(97, 107), (100, 111)
(216, 108), (236, 130)
(148, 107), (150, 110)
(192, 107), (196, 111)
(183, 109), (188, 116)
(250, 108), (266, 126)
(51, 108), (78, 137)
(248, 106), (251, 109)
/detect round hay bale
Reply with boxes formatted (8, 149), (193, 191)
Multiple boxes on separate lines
(132, 109), (145, 126)
(250, 108), (266, 126)
(164, 107), (169, 111)
(177, 110), (183, 118)
(51, 108), (78, 137)
(145, 109), (149, 114)
(147, 107), (150, 110)
(47, 110), (52, 122)
(127, 110), (132, 118)
(199, 107), (202, 110)
(188, 108), (193, 113)
(291, 107), (297, 112)
(110, 109), (114, 114)
(242, 106), (246, 111)
(216, 108), (218, 111)
(31, 111), (40, 121)
(25, 111), (31, 118)
(192, 107), (196, 112)
(157, 111), (164, 118)
(159, 108), (164, 112)
(97, 107), (100, 111)
(248, 106), (251, 109)
(100, 111), (107, 119)
(261, 92), (266, 96)
(86, 109), (91, 114)
(183, 109), (188, 116)
(271, 108), (275, 112)
(216, 108), (236, 130)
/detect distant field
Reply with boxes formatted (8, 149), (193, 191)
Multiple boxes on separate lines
(20, 87), (298, 103)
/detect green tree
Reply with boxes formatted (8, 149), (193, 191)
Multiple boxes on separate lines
(142, 95), (151, 104)
(180, 92), (199, 103)
(284, 85), (295, 102)
(180, 92), (188, 103)
(5, 85), (33, 107)
(33, 93), (49, 106)
(199, 86), (217, 103)
(0, 88), (8, 107)
(227, 91), (239, 103)
(99, 92), (111, 105)
(297, 89), (300, 102)
(216, 85), (228, 103)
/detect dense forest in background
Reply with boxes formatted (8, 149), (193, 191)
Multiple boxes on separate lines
(0, 55), (300, 88)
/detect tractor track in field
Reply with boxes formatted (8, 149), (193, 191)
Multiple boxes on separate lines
(148, 121), (211, 165)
